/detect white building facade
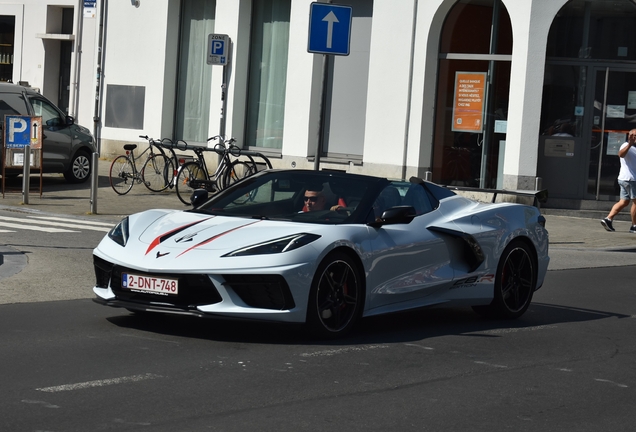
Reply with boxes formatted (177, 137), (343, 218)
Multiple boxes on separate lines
(3, 0), (636, 206)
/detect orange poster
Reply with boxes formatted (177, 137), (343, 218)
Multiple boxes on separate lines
(452, 72), (487, 133)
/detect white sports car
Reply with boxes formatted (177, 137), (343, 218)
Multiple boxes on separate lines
(93, 169), (549, 338)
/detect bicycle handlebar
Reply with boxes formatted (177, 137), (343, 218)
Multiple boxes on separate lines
(137, 134), (263, 163)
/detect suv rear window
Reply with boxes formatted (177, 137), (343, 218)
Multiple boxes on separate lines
(0, 92), (30, 120)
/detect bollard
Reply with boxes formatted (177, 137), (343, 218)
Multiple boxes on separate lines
(424, 171), (432, 181)
(22, 145), (31, 204)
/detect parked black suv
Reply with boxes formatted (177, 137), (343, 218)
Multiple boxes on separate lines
(0, 82), (96, 183)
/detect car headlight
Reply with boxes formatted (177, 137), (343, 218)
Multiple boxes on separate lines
(108, 217), (129, 247)
(223, 233), (321, 257)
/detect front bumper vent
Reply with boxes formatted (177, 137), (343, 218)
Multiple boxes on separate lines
(222, 274), (295, 310)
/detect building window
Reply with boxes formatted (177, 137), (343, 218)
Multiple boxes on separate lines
(547, 0), (636, 61)
(175, 0), (216, 144)
(432, 0), (511, 189)
(245, 0), (291, 149)
(0, 15), (15, 83)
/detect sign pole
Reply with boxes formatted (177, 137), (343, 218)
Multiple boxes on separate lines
(91, 0), (107, 215)
(207, 33), (230, 165)
(219, 65), (227, 139)
(314, 54), (330, 171)
(307, 2), (352, 171)
(22, 144), (30, 204)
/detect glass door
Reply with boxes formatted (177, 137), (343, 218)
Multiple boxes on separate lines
(588, 68), (636, 199)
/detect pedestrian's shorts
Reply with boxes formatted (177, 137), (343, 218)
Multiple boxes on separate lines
(618, 179), (636, 200)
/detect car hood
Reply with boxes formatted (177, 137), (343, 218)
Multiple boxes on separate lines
(135, 210), (318, 257)
(139, 212), (286, 254)
(94, 209), (338, 272)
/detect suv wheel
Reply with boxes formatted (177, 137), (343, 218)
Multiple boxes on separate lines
(64, 151), (91, 183)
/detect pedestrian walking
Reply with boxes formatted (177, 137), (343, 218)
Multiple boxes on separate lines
(601, 129), (636, 232)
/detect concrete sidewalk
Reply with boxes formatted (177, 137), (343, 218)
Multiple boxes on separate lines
(1, 158), (635, 270)
(0, 158), (186, 223)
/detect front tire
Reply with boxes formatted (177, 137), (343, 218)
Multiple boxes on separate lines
(306, 251), (364, 339)
(64, 151), (91, 183)
(473, 240), (537, 319)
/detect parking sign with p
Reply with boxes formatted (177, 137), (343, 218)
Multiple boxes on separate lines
(2, 115), (42, 170)
(4, 115), (42, 149)
(207, 34), (230, 66)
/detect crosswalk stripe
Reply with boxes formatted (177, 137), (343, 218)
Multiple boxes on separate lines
(27, 216), (114, 227)
(0, 221), (76, 233)
(0, 215), (112, 232)
(0, 229), (16, 233)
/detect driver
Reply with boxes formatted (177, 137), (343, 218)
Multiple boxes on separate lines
(303, 185), (344, 212)
(303, 189), (328, 212)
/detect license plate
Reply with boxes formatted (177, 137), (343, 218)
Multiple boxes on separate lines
(122, 273), (178, 296)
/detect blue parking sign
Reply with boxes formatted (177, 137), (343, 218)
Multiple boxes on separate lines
(308, 3), (352, 56)
(4, 116), (32, 148)
(207, 34), (230, 66)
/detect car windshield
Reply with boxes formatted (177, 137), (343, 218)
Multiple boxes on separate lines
(192, 170), (386, 224)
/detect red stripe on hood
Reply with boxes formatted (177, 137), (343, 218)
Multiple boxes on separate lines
(145, 217), (214, 255)
(176, 220), (261, 258)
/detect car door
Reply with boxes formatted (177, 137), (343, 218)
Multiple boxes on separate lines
(363, 183), (456, 312)
(27, 95), (71, 172)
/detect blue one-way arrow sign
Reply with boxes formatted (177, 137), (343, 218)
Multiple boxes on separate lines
(308, 2), (352, 56)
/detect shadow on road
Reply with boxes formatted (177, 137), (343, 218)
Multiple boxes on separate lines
(102, 299), (628, 347)
(1, 173), (111, 193)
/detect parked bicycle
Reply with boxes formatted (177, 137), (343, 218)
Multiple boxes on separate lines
(174, 136), (267, 205)
(109, 135), (175, 195)
(150, 136), (195, 189)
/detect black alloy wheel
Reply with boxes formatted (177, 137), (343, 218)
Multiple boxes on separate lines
(306, 251), (363, 339)
(473, 239), (537, 319)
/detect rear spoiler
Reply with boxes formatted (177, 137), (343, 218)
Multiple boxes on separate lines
(444, 185), (548, 209)
(409, 176), (548, 209)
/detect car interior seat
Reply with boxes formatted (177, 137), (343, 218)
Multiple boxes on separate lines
(403, 184), (433, 215)
(374, 186), (402, 217)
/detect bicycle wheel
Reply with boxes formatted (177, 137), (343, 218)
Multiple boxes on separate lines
(222, 160), (255, 189)
(175, 162), (207, 205)
(109, 155), (135, 195)
(141, 154), (174, 192)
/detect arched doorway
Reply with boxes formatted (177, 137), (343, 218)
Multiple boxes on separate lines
(432, 0), (512, 189)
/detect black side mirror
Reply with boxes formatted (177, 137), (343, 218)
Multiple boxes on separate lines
(368, 205), (417, 227)
(190, 189), (209, 207)
(65, 115), (75, 126)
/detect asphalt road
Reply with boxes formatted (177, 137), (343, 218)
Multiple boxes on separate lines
(0, 266), (634, 431)
(2, 171), (636, 430)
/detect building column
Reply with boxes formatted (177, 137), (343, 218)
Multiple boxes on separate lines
(502, 0), (567, 190)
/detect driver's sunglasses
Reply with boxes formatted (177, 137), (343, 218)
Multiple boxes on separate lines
(304, 196), (319, 202)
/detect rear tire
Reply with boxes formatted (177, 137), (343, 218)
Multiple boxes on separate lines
(109, 155), (134, 195)
(472, 240), (536, 319)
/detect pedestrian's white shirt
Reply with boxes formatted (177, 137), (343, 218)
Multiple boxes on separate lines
(618, 142), (636, 181)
